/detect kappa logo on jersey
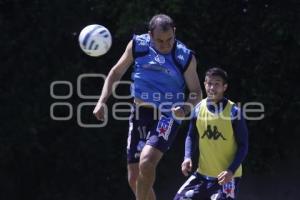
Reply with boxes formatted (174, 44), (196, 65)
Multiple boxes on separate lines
(177, 54), (184, 61)
(156, 115), (173, 141)
(222, 179), (235, 198)
(177, 43), (185, 50)
(201, 125), (226, 140)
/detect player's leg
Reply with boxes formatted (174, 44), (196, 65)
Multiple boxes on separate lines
(136, 144), (162, 200)
(127, 108), (145, 197)
(147, 187), (156, 200)
(136, 114), (180, 200)
(127, 105), (157, 199)
(128, 163), (139, 195)
(128, 162), (156, 200)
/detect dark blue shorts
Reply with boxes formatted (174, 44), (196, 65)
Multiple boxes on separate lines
(127, 105), (180, 163)
(174, 172), (241, 200)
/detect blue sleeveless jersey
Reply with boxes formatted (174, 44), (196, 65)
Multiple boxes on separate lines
(131, 34), (193, 115)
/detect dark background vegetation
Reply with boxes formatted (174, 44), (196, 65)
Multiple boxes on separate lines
(1, 0), (300, 199)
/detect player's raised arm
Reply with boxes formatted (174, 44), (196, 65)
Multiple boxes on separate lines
(93, 40), (134, 121)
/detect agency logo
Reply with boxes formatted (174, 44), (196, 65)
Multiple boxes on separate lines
(50, 73), (265, 128)
(50, 74), (108, 128)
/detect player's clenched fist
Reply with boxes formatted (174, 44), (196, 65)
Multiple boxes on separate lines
(181, 158), (193, 176)
(93, 103), (106, 121)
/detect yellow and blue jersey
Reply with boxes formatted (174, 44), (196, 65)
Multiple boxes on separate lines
(184, 98), (248, 178)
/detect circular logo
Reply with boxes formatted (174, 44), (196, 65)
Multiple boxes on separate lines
(154, 55), (165, 64)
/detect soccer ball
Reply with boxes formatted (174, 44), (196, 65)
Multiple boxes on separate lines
(78, 24), (112, 57)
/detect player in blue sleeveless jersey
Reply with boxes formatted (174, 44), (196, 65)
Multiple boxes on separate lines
(93, 14), (202, 200)
(173, 67), (248, 200)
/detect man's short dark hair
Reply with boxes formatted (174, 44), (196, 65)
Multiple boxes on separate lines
(148, 14), (175, 32)
(205, 67), (228, 84)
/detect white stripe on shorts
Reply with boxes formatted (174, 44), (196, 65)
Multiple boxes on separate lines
(177, 174), (196, 194)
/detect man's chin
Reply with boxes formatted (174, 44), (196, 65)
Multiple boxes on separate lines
(207, 95), (217, 101)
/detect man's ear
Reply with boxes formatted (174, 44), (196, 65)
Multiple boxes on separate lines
(148, 31), (153, 38)
(223, 83), (228, 92)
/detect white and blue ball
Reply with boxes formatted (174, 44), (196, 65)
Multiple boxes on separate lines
(78, 24), (112, 57)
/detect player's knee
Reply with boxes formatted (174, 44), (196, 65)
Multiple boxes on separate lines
(139, 157), (156, 176)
